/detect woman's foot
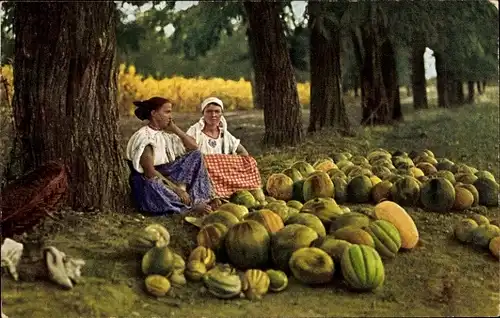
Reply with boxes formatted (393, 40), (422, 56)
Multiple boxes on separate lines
(208, 198), (224, 211)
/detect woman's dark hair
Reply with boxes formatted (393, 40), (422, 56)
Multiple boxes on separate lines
(133, 97), (172, 120)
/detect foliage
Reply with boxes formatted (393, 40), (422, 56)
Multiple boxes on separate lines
(0, 64), (311, 115)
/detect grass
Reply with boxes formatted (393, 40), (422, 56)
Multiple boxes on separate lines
(2, 87), (500, 318)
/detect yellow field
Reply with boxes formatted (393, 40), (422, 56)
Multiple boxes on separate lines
(1, 64), (311, 114)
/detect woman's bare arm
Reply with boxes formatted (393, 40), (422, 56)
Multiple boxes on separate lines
(236, 144), (249, 156)
(140, 145), (178, 188)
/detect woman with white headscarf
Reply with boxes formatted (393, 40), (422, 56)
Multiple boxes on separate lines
(186, 97), (261, 199)
(186, 97), (249, 156)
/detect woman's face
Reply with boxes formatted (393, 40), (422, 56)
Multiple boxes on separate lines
(151, 102), (173, 129)
(203, 103), (222, 127)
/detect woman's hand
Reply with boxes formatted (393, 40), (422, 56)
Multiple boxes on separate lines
(173, 186), (192, 205)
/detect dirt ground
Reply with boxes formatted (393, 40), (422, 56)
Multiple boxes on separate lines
(2, 92), (500, 318)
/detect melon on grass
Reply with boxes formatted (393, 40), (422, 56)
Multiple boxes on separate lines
(373, 201), (419, 249)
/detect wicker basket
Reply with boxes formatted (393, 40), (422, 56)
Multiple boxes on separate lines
(1, 161), (68, 238)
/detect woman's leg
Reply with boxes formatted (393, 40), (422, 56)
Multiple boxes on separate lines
(156, 150), (215, 205)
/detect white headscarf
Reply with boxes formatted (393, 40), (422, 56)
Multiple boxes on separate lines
(187, 97), (236, 154)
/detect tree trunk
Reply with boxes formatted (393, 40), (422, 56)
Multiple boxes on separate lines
(482, 80), (487, 92)
(358, 7), (400, 126)
(308, 2), (350, 135)
(8, 2), (127, 211)
(435, 52), (450, 108)
(410, 36), (428, 109)
(454, 81), (465, 105)
(244, 2), (303, 147)
(467, 81), (475, 104)
(477, 81), (483, 95)
(246, 25), (262, 110)
(351, 30), (363, 100)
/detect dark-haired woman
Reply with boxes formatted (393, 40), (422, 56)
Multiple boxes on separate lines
(126, 97), (215, 215)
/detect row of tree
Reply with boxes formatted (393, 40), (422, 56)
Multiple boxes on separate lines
(0, 1), (498, 213)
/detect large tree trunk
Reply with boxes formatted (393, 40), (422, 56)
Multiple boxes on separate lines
(435, 51), (450, 108)
(8, 2), (127, 211)
(246, 25), (262, 110)
(244, 2), (303, 147)
(467, 81), (475, 104)
(308, 2), (350, 134)
(358, 7), (401, 126)
(410, 34), (428, 109)
(477, 81), (483, 95)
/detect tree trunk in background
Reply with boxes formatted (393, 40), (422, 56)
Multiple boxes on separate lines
(477, 81), (483, 95)
(244, 1), (303, 147)
(358, 6), (401, 126)
(308, 2), (350, 134)
(435, 52), (450, 108)
(8, 2), (127, 211)
(467, 81), (475, 104)
(246, 26), (262, 110)
(410, 34), (428, 109)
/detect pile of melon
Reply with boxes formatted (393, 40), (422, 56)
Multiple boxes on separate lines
(260, 148), (498, 213)
(453, 214), (500, 259)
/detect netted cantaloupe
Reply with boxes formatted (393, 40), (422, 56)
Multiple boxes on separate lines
(271, 224), (319, 273)
(188, 246), (216, 270)
(241, 269), (270, 300)
(144, 275), (171, 297)
(302, 171), (335, 201)
(202, 210), (240, 228)
(301, 198), (344, 227)
(329, 212), (371, 233)
(455, 183), (479, 207)
(245, 209), (285, 233)
(371, 165), (393, 180)
(436, 158), (455, 171)
(390, 176), (421, 207)
(230, 190), (258, 208)
(224, 220), (271, 270)
(287, 200), (303, 210)
(289, 247), (335, 285)
(217, 203), (249, 220)
(282, 168), (303, 183)
(197, 222), (228, 252)
(285, 213), (326, 237)
(312, 236), (352, 263)
(416, 162), (437, 176)
(489, 236), (500, 259)
(203, 266), (242, 299)
(266, 174), (294, 201)
(473, 177), (499, 207)
(371, 180), (393, 203)
(454, 218), (479, 243)
(291, 161), (316, 178)
(141, 246), (175, 277)
(341, 244), (385, 291)
(266, 269), (288, 292)
(265, 202), (291, 222)
(313, 158), (338, 172)
(471, 224), (500, 248)
(332, 177), (348, 204)
(420, 178), (456, 212)
(455, 173), (478, 185)
(373, 201), (419, 249)
(452, 187), (474, 210)
(332, 226), (375, 247)
(475, 170), (496, 182)
(364, 220), (402, 258)
(347, 175), (373, 203)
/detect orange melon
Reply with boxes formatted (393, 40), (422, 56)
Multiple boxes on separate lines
(373, 201), (419, 249)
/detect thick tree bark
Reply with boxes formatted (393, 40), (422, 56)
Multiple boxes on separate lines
(246, 25), (262, 110)
(358, 7), (402, 126)
(308, 2), (350, 134)
(244, 2), (303, 147)
(435, 51), (450, 108)
(477, 81), (483, 95)
(8, 2), (127, 211)
(410, 34), (428, 109)
(467, 81), (475, 104)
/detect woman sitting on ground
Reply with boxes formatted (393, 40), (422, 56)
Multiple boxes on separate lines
(186, 97), (249, 156)
(185, 97), (262, 199)
(125, 96), (216, 215)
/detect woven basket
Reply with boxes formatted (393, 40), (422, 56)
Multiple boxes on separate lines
(1, 161), (68, 237)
